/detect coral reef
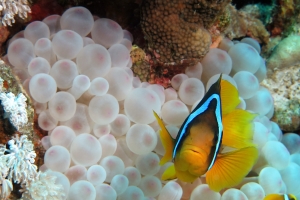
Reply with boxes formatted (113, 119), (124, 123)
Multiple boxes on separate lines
(221, 5), (270, 44)
(140, 0), (221, 66)
(261, 63), (300, 132)
(240, 3), (275, 26)
(139, 2), (270, 86)
(0, 60), (47, 198)
(0, 134), (37, 199)
(0, 90), (28, 130)
(268, 0), (300, 36)
(130, 45), (150, 83)
(0, 60), (34, 143)
(20, 170), (65, 200)
(267, 35), (300, 72)
(0, 134), (65, 199)
(0, 25), (9, 48)
(29, 0), (63, 22)
(0, 0), (31, 26)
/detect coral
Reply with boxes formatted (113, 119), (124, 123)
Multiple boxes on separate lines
(261, 63), (300, 132)
(5, 5), (300, 199)
(0, 77), (3, 91)
(240, 3), (275, 26)
(268, 0), (300, 36)
(140, 0), (223, 66)
(221, 5), (270, 44)
(0, 164), (13, 199)
(20, 170), (66, 200)
(29, 0), (63, 22)
(0, 92), (28, 130)
(0, 134), (38, 199)
(139, 3), (270, 87)
(130, 45), (150, 82)
(0, 0), (31, 26)
(267, 35), (300, 72)
(0, 25), (9, 53)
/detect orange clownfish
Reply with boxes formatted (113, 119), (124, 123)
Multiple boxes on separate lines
(264, 194), (297, 200)
(154, 74), (259, 192)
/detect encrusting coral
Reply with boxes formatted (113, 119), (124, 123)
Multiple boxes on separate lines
(261, 63), (300, 132)
(140, 0), (227, 66)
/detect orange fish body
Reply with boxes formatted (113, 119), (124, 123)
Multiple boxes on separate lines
(174, 98), (221, 182)
(154, 74), (259, 191)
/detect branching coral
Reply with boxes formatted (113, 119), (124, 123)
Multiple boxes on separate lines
(0, 92), (28, 130)
(0, 134), (66, 199)
(0, 134), (37, 199)
(0, 76), (28, 131)
(20, 170), (66, 200)
(0, 0), (31, 26)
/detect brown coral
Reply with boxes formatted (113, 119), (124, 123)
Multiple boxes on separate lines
(220, 5), (270, 44)
(268, 0), (300, 37)
(140, 0), (231, 67)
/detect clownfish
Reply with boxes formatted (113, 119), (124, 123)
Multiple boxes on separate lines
(264, 194), (297, 200)
(154, 74), (259, 192)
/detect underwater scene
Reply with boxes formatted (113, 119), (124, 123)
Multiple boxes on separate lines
(0, 0), (299, 199)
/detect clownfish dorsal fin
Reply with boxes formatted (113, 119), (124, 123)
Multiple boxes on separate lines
(222, 109), (257, 149)
(153, 111), (175, 165)
(220, 79), (240, 115)
(220, 78), (257, 149)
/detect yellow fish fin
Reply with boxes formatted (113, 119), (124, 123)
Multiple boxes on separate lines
(161, 164), (177, 181)
(221, 80), (240, 115)
(263, 194), (297, 200)
(263, 194), (284, 200)
(206, 146), (259, 192)
(153, 111), (175, 165)
(288, 194), (297, 200)
(222, 109), (257, 149)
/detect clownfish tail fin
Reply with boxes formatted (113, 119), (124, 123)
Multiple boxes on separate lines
(153, 111), (175, 165)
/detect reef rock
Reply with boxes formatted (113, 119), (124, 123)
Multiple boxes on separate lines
(261, 63), (300, 132)
(267, 35), (300, 72)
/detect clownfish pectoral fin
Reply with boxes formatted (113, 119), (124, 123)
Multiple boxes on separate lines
(222, 109), (257, 149)
(161, 164), (177, 181)
(206, 146), (259, 192)
(153, 111), (175, 165)
(264, 194), (297, 200)
(220, 80), (240, 116)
